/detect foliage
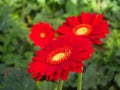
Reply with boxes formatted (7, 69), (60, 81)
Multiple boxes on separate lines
(0, 3), (33, 68)
(0, 64), (36, 90)
(0, 0), (120, 90)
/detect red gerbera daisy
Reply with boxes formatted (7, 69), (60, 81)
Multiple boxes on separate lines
(28, 36), (94, 81)
(57, 12), (109, 45)
(29, 22), (55, 47)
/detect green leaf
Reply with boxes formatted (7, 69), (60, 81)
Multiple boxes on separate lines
(0, 66), (37, 90)
(37, 81), (57, 90)
(114, 74), (120, 87)
(37, 0), (45, 4)
(66, 0), (78, 15)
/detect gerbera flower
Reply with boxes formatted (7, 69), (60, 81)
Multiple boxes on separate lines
(29, 22), (55, 47)
(57, 12), (109, 45)
(28, 36), (94, 81)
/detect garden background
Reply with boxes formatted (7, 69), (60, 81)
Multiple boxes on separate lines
(0, 0), (120, 90)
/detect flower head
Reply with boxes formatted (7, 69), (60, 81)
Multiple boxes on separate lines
(29, 22), (55, 47)
(28, 36), (94, 81)
(57, 12), (109, 45)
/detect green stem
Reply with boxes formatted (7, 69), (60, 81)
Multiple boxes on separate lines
(57, 79), (64, 90)
(77, 73), (83, 90)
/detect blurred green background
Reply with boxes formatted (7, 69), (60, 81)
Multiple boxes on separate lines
(0, 0), (120, 90)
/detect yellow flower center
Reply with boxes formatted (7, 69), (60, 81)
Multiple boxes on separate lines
(73, 24), (92, 36)
(52, 53), (65, 61)
(40, 33), (45, 38)
(76, 27), (88, 35)
(47, 48), (71, 65)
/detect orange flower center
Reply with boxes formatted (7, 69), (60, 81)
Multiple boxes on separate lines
(73, 24), (91, 36)
(47, 48), (71, 65)
(40, 33), (45, 38)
